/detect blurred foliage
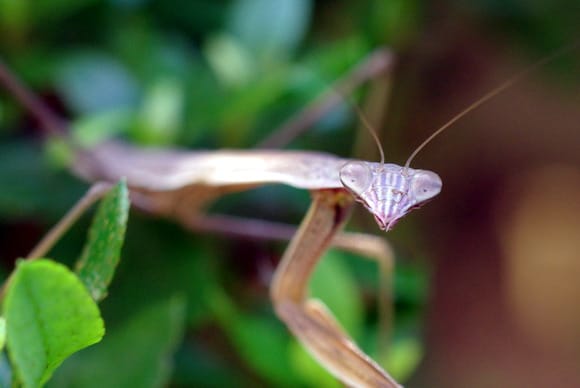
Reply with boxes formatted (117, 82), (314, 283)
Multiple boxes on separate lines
(0, 0), (576, 386)
(1, 182), (128, 387)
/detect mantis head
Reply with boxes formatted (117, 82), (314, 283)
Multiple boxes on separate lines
(339, 43), (575, 229)
(339, 161), (441, 231)
(339, 39), (568, 231)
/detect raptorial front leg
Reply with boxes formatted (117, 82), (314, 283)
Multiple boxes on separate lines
(271, 189), (402, 388)
(176, 210), (395, 353)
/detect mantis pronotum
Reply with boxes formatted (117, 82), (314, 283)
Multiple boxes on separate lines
(0, 44), (572, 387)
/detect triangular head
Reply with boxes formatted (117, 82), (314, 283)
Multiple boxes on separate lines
(339, 161), (442, 230)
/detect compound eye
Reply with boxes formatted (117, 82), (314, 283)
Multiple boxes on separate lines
(411, 171), (442, 202)
(339, 161), (373, 195)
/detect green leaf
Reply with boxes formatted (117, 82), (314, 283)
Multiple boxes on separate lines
(4, 259), (105, 388)
(49, 296), (186, 388)
(76, 180), (130, 301)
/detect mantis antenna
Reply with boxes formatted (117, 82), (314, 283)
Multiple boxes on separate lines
(404, 42), (579, 170)
(352, 102), (386, 166)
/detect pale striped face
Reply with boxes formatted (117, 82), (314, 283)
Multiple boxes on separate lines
(339, 161), (442, 231)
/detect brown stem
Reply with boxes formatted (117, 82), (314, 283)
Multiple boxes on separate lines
(257, 48), (395, 149)
(0, 58), (68, 138)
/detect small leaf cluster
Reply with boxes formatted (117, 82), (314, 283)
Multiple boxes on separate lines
(0, 181), (152, 387)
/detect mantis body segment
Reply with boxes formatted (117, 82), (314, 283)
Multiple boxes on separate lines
(74, 141), (441, 230)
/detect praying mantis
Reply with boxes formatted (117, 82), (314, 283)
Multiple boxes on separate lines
(0, 44), (571, 387)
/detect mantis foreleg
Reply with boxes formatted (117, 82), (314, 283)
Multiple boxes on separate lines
(271, 189), (401, 387)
